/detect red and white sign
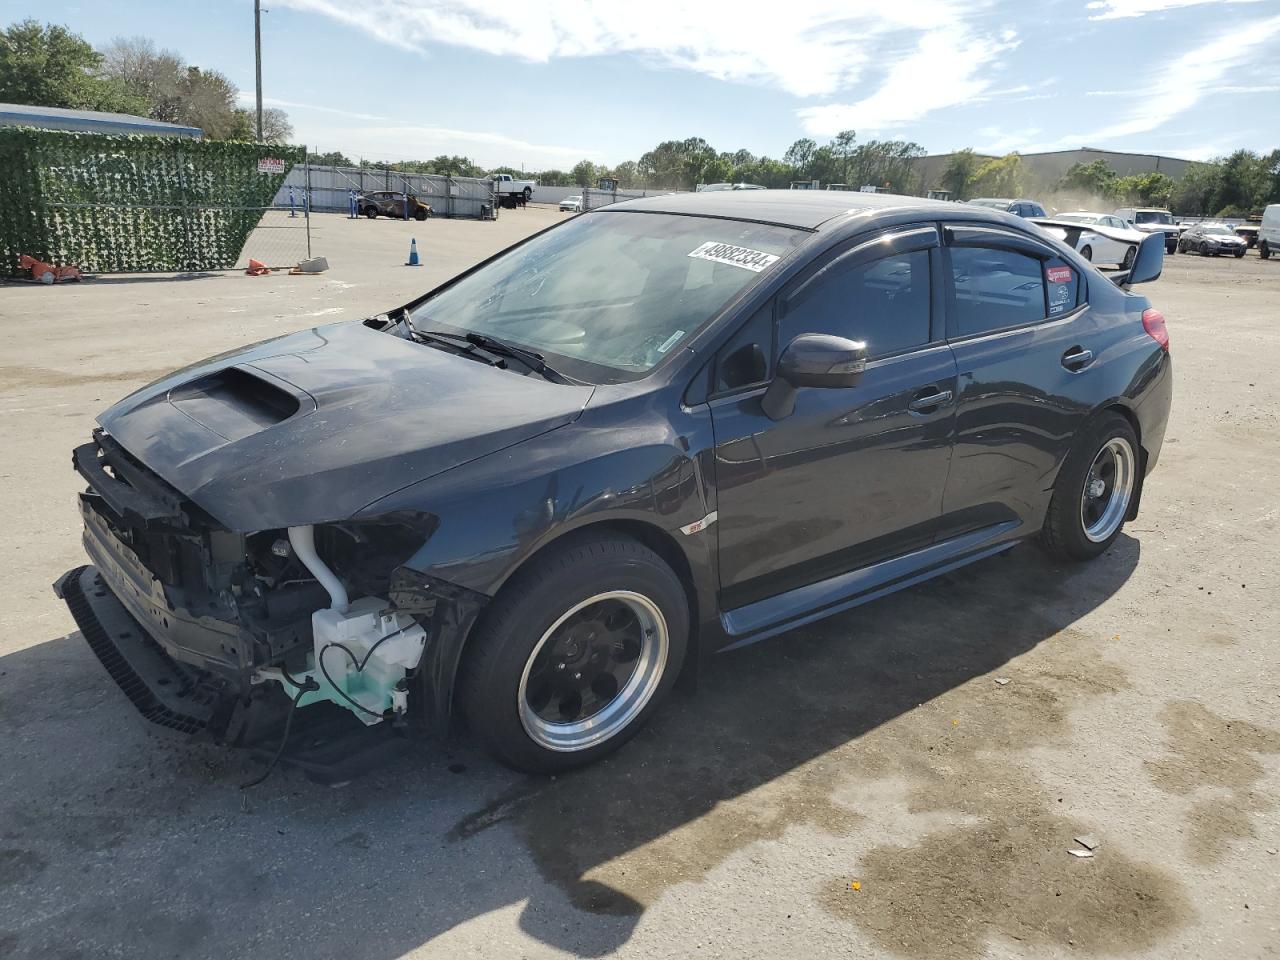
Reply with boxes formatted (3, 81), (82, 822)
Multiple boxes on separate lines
(1046, 265), (1073, 284)
(257, 157), (286, 175)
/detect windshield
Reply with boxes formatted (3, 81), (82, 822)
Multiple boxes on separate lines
(410, 212), (806, 382)
(1134, 211), (1173, 224)
(1204, 225), (1233, 235)
(1059, 213), (1097, 223)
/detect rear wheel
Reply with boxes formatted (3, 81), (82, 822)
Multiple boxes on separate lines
(1261, 240), (1271, 260)
(1041, 414), (1139, 561)
(1122, 246), (1136, 269)
(460, 533), (688, 773)
(522, 186), (532, 201)
(1080, 245), (1093, 262)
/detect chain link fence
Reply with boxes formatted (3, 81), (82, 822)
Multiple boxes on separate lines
(276, 164), (496, 219)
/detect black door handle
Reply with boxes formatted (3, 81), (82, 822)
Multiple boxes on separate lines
(908, 388), (953, 413)
(1062, 346), (1094, 371)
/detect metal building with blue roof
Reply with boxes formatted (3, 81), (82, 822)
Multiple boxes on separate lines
(0, 103), (203, 138)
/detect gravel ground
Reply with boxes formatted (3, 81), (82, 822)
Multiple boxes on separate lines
(1, 214), (1277, 960)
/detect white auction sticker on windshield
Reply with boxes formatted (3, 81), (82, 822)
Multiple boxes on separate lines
(688, 241), (780, 273)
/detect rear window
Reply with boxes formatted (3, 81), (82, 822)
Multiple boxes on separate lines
(1134, 211), (1172, 225)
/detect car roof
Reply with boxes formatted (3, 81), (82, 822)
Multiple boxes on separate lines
(601, 188), (957, 230)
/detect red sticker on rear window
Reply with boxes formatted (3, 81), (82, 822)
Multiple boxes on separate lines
(1046, 265), (1073, 284)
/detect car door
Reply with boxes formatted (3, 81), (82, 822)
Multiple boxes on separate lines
(710, 225), (958, 615)
(938, 223), (1095, 537)
(1098, 217), (1128, 263)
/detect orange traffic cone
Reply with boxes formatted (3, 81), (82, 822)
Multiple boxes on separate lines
(246, 258), (271, 276)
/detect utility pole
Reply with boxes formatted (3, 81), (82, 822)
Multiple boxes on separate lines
(254, 0), (264, 141)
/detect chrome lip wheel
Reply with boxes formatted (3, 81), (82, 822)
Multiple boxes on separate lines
(1081, 436), (1136, 543)
(518, 591), (669, 752)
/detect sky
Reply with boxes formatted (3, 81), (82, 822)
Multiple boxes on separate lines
(7, 0), (1280, 168)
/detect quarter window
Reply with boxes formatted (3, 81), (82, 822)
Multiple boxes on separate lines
(781, 249), (932, 358)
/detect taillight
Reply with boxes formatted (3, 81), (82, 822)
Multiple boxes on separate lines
(1142, 308), (1169, 352)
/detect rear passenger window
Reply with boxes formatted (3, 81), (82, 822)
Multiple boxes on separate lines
(782, 249), (931, 358)
(950, 246), (1046, 336)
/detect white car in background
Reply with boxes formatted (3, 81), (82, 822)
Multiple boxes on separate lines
(1053, 212), (1145, 267)
(559, 195), (583, 212)
(1030, 212), (1142, 269)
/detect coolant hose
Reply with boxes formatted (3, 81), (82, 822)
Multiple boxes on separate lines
(287, 525), (349, 613)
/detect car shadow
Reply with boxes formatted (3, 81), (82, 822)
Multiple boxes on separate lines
(0, 537), (1138, 958)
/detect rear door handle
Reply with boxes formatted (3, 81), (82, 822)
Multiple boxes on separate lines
(1062, 347), (1094, 371)
(908, 388), (953, 413)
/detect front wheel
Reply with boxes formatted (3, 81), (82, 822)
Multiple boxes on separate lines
(414, 207), (428, 221)
(1041, 414), (1139, 561)
(364, 207), (377, 219)
(460, 534), (688, 773)
(1234, 248), (1245, 258)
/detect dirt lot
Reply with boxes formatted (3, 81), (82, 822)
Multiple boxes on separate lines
(1, 213), (1277, 960)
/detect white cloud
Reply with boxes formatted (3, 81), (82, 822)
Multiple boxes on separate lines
(236, 92), (598, 166)
(1086, 0), (1265, 20)
(273, 0), (992, 99)
(795, 28), (1019, 136)
(1049, 14), (1280, 145)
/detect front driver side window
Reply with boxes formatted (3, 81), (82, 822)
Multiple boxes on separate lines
(779, 249), (932, 359)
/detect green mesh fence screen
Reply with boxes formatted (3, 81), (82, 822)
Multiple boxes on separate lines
(0, 128), (304, 273)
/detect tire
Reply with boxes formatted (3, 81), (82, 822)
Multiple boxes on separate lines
(523, 186), (532, 200)
(1200, 241), (1209, 256)
(414, 208), (428, 221)
(1080, 245), (1093, 262)
(459, 533), (689, 773)
(1260, 241), (1271, 260)
(1234, 249), (1245, 258)
(1041, 413), (1139, 562)
(1122, 246), (1136, 269)
(364, 207), (377, 219)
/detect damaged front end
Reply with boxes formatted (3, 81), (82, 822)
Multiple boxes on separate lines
(54, 429), (484, 750)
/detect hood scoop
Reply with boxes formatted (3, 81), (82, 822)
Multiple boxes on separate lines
(168, 365), (311, 442)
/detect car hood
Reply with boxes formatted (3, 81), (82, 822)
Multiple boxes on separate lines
(1133, 222), (1178, 234)
(97, 321), (595, 531)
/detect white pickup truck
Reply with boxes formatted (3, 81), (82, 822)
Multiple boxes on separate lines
(490, 174), (536, 201)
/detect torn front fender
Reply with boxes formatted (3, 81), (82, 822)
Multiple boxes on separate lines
(389, 566), (490, 733)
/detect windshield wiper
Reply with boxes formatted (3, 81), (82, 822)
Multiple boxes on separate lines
(415, 327), (566, 382)
(399, 315), (505, 368)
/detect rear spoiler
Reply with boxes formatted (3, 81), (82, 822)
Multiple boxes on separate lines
(1030, 218), (1161, 289)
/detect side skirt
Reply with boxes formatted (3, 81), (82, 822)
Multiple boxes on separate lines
(717, 521), (1021, 651)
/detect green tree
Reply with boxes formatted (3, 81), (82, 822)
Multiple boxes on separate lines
(847, 139), (924, 193)
(309, 149), (353, 167)
(939, 148), (981, 200)
(571, 158), (597, 187)
(1113, 172), (1174, 208)
(1169, 162), (1220, 216)
(830, 129), (857, 184)
(699, 156), (733, 186)
(611, 160), (638, 188)
(1058, 159), (1118, 200)
(0, 19), (143, 112)
(971, 152), (1025, 198)
(783, 138), (817, 178)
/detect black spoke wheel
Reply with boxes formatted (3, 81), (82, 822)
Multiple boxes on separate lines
(460, 533), (688, 773)
(1042, 413), (1140, 561)
(519, 591), (667, 751)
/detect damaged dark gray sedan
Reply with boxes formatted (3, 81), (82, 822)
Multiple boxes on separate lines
(56, 191), (1173, 775)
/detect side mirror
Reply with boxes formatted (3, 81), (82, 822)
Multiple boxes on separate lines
(761, 333), (867, 420)
(1118, 231), (1165, 288)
